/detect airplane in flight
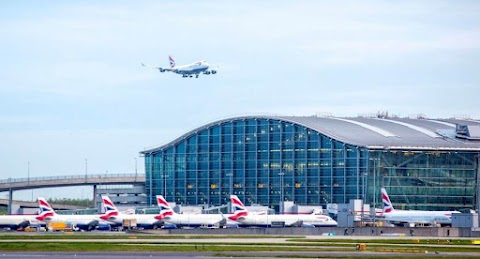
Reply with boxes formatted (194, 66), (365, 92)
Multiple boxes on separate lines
(142, 56), (218, 78)
(154, 195), (227, 228)
(229, 195), (337, 228)
(99, 195), (163, 229)
(381, 188), (459, 226)
(36, 197), (101, 231)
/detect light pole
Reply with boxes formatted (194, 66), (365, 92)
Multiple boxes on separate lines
(85, 158), (88, 182)
(226, 172), (233, 213)
(371, 157), (379, 227)
(27, 161), (30, 185)
(278, 172), (285, 214)
(28, 161), (32, 201)
(226, 172), (233, 195)
(164, 174), (168, 199)
(134, 157), (138, 180)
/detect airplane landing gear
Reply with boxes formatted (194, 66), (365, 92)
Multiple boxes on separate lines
(196, 74), (199, 78)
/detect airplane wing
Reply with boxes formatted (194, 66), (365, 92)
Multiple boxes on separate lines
(18, 220), (31, 229)
(141, 63), (174, 73)
(286, 219), (303, 227)
(232, 216), (247, 221)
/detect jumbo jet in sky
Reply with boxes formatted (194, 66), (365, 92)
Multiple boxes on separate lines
(154, 195), (226, 228)
(100, 195), (163, 229)
(36, 197), (100, 231)
(381, 188), (459, 226)
(229, 195), (337, 228)
(142, 56), (218, 78)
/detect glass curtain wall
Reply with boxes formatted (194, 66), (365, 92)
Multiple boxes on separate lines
(145, 118), (368, 210)
(368, 150), (478, 211)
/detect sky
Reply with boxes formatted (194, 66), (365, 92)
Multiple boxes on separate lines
(0, 1), (479, 200)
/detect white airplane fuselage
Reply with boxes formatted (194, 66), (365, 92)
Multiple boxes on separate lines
(380, 188), (459, 226)
(39, 214), (100, 230)
(234, 214), (337, 228)
(169, 61), (209, 75)
(383, 210), (458, 225)
(161, 213), (226, 228)
(0, 215), (37, 230)
(105, 214), (162, 229)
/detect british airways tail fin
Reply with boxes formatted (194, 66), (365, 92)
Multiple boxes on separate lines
(228, 195), (249, 221)
(154, 195), (175, 220)
(230, 195), (247, 212)
(168, 56), (175, 68)
(36, 197), (56, 221)
(100, 195), (119, 220)
(381, 188), (395, 213)
(156, 195), (175, 213)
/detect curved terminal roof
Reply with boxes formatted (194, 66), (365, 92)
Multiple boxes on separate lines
(141, 115), (480, 154)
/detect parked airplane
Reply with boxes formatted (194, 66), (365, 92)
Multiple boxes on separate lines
(229, 195), (337, 227)
(100, 195), (163, 229)
(0, 215), (37, 230)
(381, 188), (459, 226)
(36, 197), (100, 231)
(154, 195), (226, 228)
(142, 56), (218, 78)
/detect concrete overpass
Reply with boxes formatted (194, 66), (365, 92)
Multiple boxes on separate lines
(0, 174), (145, 214)
(0, 199), (85, 211)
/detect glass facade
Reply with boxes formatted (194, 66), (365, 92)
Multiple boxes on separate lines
(370, 150), (478, 211)
(144, 118), (479, 212)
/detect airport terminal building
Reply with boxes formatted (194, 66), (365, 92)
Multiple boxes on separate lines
(141, 115), (480, 212)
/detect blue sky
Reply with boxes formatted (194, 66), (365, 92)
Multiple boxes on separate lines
(1, 1), (479, 200)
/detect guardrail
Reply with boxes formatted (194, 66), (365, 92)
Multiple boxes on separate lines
(0, 173), (144, 184)
(0, 174), (146, 192)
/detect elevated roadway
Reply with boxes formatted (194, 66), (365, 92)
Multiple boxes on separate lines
(0, 174), (145, 214)
(0, 199), (85, 210)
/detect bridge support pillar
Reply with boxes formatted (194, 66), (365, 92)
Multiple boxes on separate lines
(8, 188), (12, 215)
(93, 184), (98, 212)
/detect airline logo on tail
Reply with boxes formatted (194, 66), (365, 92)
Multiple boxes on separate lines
(381, 188), (395, 213)
(154, 195), (174, 220)
(169, 56), (175, 68)
(229, 195), (249, 221)
(100, 195), (119, 220)
(156, 195), (172, 211)
(36, 197), (56, 221)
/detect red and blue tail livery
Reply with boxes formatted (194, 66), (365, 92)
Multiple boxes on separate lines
(230, 195), (247, 212)
(36, 197), (56, 221)
(156, 195), (172, 211)
(100, 195), (119, 220)
(381, 188), (395, 213)
(169, 56), (176, 68)
(229, 195), (249, 221)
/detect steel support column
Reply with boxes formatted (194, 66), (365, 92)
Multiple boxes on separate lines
(8, 188), (12, 215)
(93, 184), (97, 211)
(477, 154), (480, 228)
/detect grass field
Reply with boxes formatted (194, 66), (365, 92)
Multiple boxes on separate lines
(0, 233), (479, 258)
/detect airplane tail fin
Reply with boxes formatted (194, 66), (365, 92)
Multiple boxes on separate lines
(229, 195), (249, 221)
(36, 197), (56, 221)
(169, 56), (175, 68)
(381, 188), (395, 213)
(154, 195), (175, 220)
(100, 195), (119, 220)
